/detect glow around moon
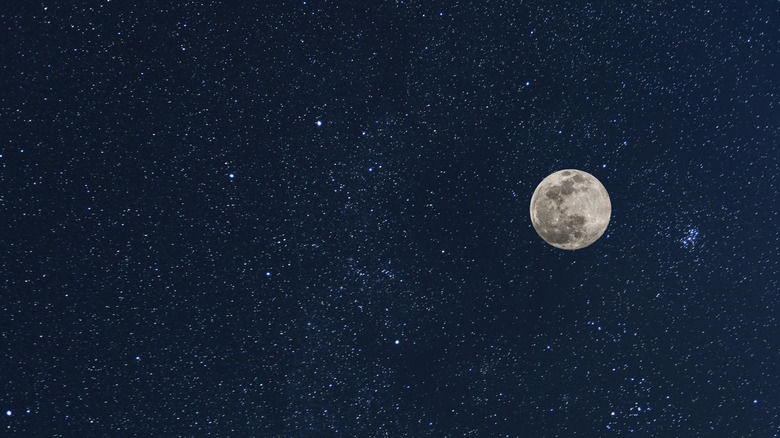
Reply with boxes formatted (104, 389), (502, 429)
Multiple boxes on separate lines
(529, 169), (611, 250)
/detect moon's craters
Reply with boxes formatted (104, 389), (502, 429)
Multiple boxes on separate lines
(530, 169), (611, 250)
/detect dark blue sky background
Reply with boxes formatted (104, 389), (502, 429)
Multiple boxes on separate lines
(2, 1), (778, 436)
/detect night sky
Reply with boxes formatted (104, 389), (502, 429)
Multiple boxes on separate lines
(2, 1), (778, 436)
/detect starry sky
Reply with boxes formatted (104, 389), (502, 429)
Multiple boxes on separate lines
(2, 1), (778, 436)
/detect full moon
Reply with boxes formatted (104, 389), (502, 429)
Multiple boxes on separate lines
(530, 169), (611, 250)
